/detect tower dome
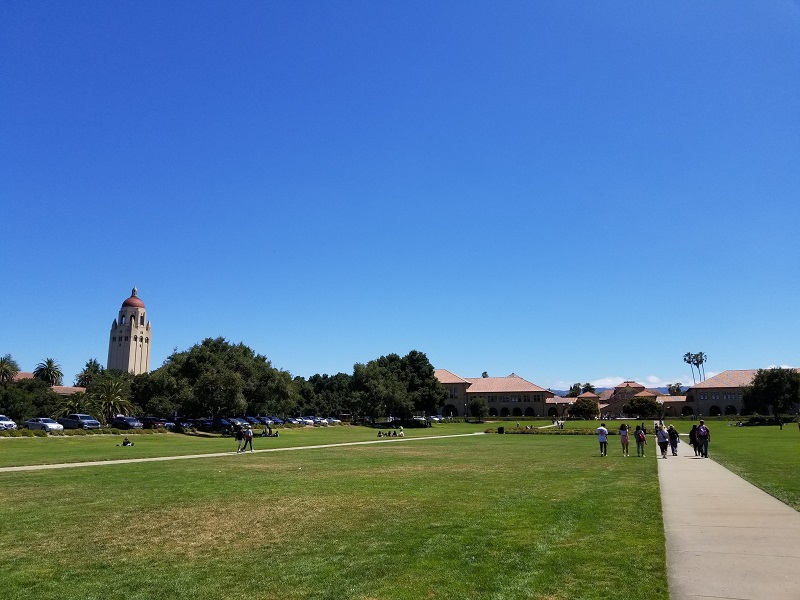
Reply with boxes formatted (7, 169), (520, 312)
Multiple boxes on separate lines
(122, 287), (145, 308)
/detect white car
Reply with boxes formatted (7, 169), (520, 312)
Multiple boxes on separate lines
(24, 418), (64, 432)
(325, 417), (342, 424)
(298, 417), (314, 426)
(0, 415), (17, 430)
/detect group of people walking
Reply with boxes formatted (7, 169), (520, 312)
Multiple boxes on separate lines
(596, 420), (710, 459)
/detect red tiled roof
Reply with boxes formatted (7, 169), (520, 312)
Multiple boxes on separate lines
(633, 390), (658, 398)
(578, 391), (599, 398)
(689, 370), (758, 389)
(546, 397), (576, 404)
(464, 374), (550, 394)
(658, 395), (687, 404)
(434, 369), (471, 385)
(615, 381), (645, 390)
(13, 372), (34, 381)
(52, 386), (86, 396)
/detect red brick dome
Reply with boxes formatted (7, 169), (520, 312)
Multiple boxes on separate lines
(121, 287), (145, 308)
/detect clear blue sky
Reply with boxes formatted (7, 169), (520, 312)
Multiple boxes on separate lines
(2, 1), (799, 390)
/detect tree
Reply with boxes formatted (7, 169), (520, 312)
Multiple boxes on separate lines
(468, 397), (489, 422)
(569, 397), (599, 419)
(667, 383), (683, 396)
(0, 354), (21, 385)
(53, 391), (96, 418)
(75, 358), (104, 388)
(693, 352), (707, 382)
(742, 368), (800, 416)
(683, 352), (696, 385)
(91, 378), (135, 424)
(622, 396), (661, 419)
(581, 382), (596, 394)
(0, 377), (60, 421)
(481, 371), (489, 378)
(565, 383), (582, 398)
(34, 358), (63, 386)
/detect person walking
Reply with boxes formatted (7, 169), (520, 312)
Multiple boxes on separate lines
(667, 425), (679, 456)
(234, 426), (244, 453)
(596, 422), (609, 457)
(241, 425), (254, 452)
(634, 425), (647, 457)
(656, 425), (670, 459)
(696, 420), (710, 458)
(688, 424), (699, 456)
(619, 423), (630, 457)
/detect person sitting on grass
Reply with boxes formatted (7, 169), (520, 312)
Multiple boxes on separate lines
(121, 437), (133, 447)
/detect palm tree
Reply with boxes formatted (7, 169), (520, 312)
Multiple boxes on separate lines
(52, 392), (95, 418)
(75, 358), (103, 388)
(91, 379), (134, 424)
(0, 354), (20, 384)
(581, 382), (596, 394)
(33, 358), (63, 386)
(683, 352), (696, 385)
(693, 352), (707, 382)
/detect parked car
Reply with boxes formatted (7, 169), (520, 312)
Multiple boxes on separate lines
(244, 416), (261, 426)
(0, 415), (18, 430)
(139, 416), (168, 429)
(257, 416), (273, 426)
(297, 417), (314, 426)
(24, 417), (63, 432)
(325, 417), (342, 424)
(285, 418), (299, 425)
(429, 415), (443, 422)
(268, 416), (284, 425)
(171, 417), (194, 428)
(57, 414), (101, 429)
(109, 416), (143, 430)
(228, 417), (249, 428)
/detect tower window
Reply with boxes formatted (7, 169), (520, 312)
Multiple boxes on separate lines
(145, 338), (149, 343)
(140, 315), (145, 325)
(134, 335), (138, 342)
(120, 316), (125, 325)
(125, 336), (129, 341)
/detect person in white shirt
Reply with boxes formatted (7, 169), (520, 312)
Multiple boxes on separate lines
(596, 423), (609, 456)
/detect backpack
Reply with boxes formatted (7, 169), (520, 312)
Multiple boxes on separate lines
(637, 430), (646, 442)
(697, 425), (709, 439)
(244, 429), (253, 440)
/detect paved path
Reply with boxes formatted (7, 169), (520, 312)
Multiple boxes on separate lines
(0, 432), (485, 473)
(658, 436), (800, 600)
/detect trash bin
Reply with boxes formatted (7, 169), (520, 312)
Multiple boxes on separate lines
(497, 426), (504, 434)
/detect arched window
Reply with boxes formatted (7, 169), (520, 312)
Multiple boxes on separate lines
(512, 407), (523, 417)
(140, 315), (145, 325)
(500, 408), (510, 417)
(133, 335), (137, 342)
(489, 408), (498, 417)
(120, 316), (125, 325)
(145, 338), (149, 343)
(524, 407), (535, 417)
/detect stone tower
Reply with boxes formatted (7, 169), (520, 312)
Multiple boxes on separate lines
(107, 287), (152, 374)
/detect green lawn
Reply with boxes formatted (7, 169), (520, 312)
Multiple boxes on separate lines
(0, 423), (486, 468)
(702, 422), (800, 511)
(0, 430), (668, 600)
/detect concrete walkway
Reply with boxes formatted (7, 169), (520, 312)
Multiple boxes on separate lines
(658, 437), (800, 600)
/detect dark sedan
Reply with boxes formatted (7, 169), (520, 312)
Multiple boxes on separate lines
(110, 416), (143, 430)
(139, 416), (168, 429)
